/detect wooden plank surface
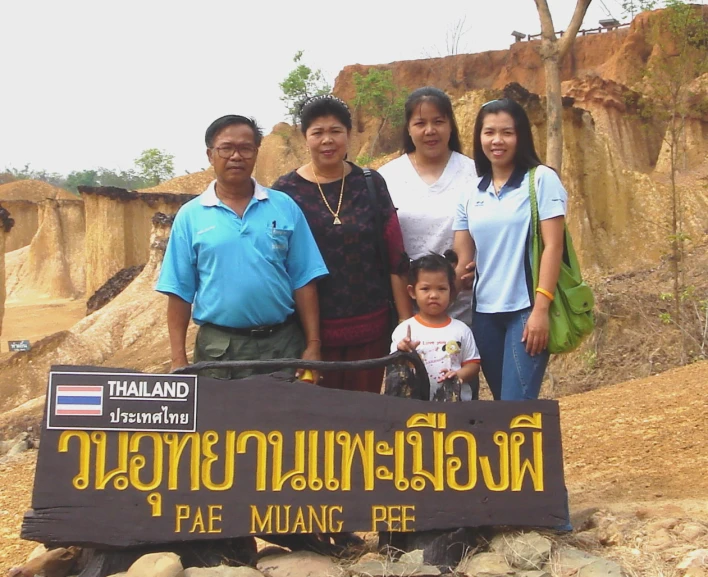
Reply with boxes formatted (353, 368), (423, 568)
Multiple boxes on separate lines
(22, 365), (568, 547)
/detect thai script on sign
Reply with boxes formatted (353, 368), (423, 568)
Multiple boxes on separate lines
(57, 412), (544, 494)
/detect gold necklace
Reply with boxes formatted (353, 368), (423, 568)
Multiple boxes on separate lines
(311, 162), (346, 225)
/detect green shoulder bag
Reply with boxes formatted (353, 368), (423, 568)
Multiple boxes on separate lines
(529, 167), (595, 354)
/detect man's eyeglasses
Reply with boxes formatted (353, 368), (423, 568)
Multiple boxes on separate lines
(213, 144), (258, 160)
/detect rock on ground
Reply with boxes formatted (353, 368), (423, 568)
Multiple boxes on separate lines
(183, 565), (264, 577)
(347, 559), (440, 577)
(455, 552), (514, 576)
(256, 551), (344, 577)
(490, 531), (552, 570)
(124, 552), (183, 577)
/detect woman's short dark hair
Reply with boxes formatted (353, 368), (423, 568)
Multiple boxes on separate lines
(299, 95), (352, 134)
(205, 115), (263, 148)
(408, 250), (458, 295)
(402, 87), (462, 154)
(472, 98), (542, 176)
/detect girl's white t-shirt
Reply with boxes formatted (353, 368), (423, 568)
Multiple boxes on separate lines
(379, 152), (478, 324)
(390, 315), (480, 400)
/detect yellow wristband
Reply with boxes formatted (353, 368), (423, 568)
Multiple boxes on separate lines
(536, 287), (555, 301)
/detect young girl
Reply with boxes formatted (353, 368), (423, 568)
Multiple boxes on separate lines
(391, 251), (480, 401)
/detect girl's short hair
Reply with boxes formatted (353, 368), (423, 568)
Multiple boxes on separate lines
(402, 87), (462, 154)
(299, 95), (352, 134)
(408, 250), (458, 293)
(472, 98), (542, 176)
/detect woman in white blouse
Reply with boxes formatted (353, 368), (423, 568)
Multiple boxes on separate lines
(378, 86), (477, 325)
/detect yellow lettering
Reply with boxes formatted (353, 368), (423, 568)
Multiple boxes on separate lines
(479, 432), (510, 491)
(129, 433), (163, 491)
(307, 431), (323, 490)
(408, 430), (444, 491)
(276, 505), (291, 533)
(445, 431), (478, 491)
(92, 431), (129, 490)
(371, 505), (387, 531)
(190, 507), (206, 533)
(328, 505), (343, 532)
(164, 433), (201, 491)
(324, 431), (339, 490)
(401, 505), (415, 531)
(201, 431), (236, 491)
(510, 431), (544, 491)
(175, 504), (190, 532)
(269, 432), (306, 491)
(308, 505), (328, 533)
(207, 505), (222, 533)
(371, 505), (414, 532)
(147, 492), (162, 516)
(250, 505), (274, 533)
(236, 431), (268, 491)
(393, 430), (410, 490)
(337, 431), (375, 491)
(58, 430), (91, 490)
(291, 507), (307, 532)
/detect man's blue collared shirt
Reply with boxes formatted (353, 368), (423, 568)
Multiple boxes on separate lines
(156, 179), (328, 328)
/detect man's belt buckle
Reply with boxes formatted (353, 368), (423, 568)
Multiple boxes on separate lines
(250, 326), (273, 338)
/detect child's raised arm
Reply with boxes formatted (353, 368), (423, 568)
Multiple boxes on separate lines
(397, 324), (420, 353)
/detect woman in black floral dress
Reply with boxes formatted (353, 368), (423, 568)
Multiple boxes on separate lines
(272, 95), (412, 393)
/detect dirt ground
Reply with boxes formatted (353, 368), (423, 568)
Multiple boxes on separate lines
(1, 359), (707, 574)
(0, 298), (85, 356)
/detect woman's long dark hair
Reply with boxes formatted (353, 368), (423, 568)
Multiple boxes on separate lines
(402, 87), (462, 154)
(472, 98), (541, 176)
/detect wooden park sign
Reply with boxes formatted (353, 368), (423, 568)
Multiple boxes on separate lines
(22, 365), (568, 548)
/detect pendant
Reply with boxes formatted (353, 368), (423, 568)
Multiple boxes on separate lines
(333, 216), (342, 225)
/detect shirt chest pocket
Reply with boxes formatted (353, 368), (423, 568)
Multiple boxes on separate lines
(256, 226), (292, 261)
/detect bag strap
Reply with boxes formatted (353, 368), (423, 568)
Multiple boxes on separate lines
(529, 167), (585, 286)
(363, 168), (391, 280)
(528, 166), (541, 292)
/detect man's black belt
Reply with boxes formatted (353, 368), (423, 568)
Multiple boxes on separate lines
(207, 315), (295, 338)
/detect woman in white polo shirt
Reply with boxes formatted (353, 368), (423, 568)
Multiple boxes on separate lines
(453, 98), (567, 401)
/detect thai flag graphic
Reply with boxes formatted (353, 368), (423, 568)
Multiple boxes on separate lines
(55, 385), (104, 416)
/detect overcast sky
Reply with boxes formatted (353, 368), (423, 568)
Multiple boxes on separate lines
(2, 0), (635, 176)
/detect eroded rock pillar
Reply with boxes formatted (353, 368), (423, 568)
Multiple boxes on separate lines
(0, 204), (15, 335)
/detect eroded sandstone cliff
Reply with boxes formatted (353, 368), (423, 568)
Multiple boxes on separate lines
(5, 199), (85, 301)
(79, 187), (194, 297)
(0, 180), (79, 253)
(0, 204), (15, 335)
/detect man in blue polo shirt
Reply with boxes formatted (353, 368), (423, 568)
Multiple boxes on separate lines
(156, 114), (328, 379)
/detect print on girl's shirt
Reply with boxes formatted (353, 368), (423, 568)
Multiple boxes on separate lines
(391, 316), (480, 401)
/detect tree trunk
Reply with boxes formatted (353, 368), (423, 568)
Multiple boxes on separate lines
(534, 0), (592, 172)
(370, 117), (388, 158)
(542, 46), (564, 170)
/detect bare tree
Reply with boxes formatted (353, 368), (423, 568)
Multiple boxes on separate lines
(533, 0), (593, 171)
(446, 16), (469, 56)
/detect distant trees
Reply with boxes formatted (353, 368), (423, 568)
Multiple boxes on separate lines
(2, 148), (177, 193)
(279, 51), (331, 124)
(533, 0), (592, 172)
(621, 0), (658, 19)
(352, 69), (407, 157)
(134, 148), (175, 186)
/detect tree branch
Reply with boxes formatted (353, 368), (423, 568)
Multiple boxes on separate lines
(559, 0), (592, 60)
(534, 0), (556, 40)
